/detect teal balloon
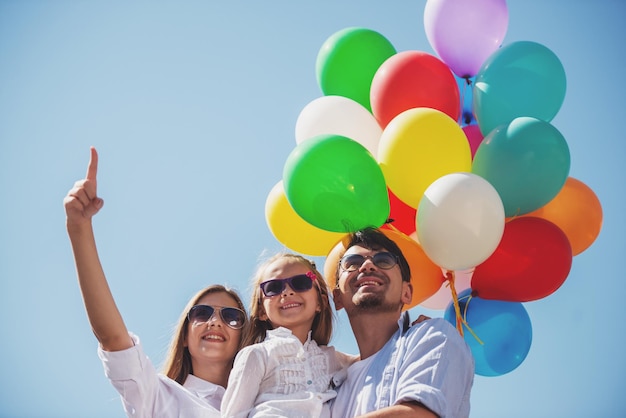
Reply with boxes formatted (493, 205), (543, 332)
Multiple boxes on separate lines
(283, 134), (390, 233)
(316, 27), (396, 112)
(445, 289), (532, 377)
(472, 117), (570, 217)
(473, 41), (566, 136)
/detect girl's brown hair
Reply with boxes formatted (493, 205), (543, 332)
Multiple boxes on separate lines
(162, 285), (248, 384)
(242, 253), (333, 347)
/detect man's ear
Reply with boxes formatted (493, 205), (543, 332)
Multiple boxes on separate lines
(332, 288), (344, 311)
(401, 281), (413, 306)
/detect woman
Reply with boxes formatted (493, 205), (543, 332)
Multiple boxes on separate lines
(64, 147), (247, 417)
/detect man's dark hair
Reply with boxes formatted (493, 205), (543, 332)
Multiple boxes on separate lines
(344, 227), (411, 283)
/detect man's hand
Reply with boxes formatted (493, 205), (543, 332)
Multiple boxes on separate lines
(411, 314), (431, 326)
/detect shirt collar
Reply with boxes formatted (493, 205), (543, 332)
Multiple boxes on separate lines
(398, 310), (410, 334)
(267, 326), (313, 344)
(183, 373), (224, 399)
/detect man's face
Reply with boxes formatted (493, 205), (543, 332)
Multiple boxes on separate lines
(332, 245), (411, 315)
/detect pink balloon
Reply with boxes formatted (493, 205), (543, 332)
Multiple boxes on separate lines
(420, 268), (473, 310)
(462, 124), (483, 159)
(424, 0), (509, 78)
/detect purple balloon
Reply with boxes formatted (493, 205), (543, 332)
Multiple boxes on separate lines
(424, 0), (509, 78)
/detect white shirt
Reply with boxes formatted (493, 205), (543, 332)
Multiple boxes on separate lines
(330, 315), (475, 418)
(222, 327), (356, 418)
(98, 333), (223, 418)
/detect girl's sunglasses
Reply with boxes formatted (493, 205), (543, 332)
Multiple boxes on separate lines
(260, 271), (317, 297)
(187, 305), (246, 330)
(339, 252), (399, 272)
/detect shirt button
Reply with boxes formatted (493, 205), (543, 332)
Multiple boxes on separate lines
(307, 380), (312, 385)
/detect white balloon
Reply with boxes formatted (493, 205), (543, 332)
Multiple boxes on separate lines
(295, 95), (382, 157)
(417, 173), (505, 270)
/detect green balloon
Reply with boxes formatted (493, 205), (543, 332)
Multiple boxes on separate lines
(472, 117), (570, 217)
(473, 41), (567, 136)
(316, 27), (396, 112)
(283, 134), (390, 233)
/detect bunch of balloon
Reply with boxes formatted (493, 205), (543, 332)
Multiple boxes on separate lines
(419, 0), (603, 378)
(265, 27), (398, 255)
(371, 0), (512, 297)
(424, 0), (508, 161)
(262, 0), (604, 382)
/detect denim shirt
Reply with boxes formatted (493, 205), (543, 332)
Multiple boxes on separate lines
(331, 312), (474, 417)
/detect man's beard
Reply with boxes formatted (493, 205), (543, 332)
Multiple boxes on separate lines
(352, 292), (402, 313)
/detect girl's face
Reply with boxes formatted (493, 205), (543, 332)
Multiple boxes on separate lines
(259, 258), (321, 339)
(185, 291), (243, 368)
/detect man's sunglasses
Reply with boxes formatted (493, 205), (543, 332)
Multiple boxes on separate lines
(260, 271), (317, 297)
(339, 252), (399, 272)
(187, 305), (246, 330)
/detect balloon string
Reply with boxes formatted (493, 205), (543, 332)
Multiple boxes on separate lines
(460, 292), (484, 345)
(445, 270), (484, 345)
(446, 270), (464, 336)
(458, 76), (473, 125)
(384, 221), (401, 234)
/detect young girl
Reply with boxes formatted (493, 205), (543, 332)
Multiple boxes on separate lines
(64, 147), (247, 417)
(221, 253), (357, 418)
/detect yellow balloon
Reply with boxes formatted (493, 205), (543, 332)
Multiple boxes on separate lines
(378, 107), (472, 208)
(265, 181), (345, 256)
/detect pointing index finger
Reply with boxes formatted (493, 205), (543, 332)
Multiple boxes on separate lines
(86, 146), (98, 181)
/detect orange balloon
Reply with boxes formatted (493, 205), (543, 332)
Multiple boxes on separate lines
(323, 229), (444, 309)
(524, 177), (602, 255)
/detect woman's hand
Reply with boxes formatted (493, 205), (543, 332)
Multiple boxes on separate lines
(64, 147), (104, 227)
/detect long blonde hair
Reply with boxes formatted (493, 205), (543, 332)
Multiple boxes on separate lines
(162, 285), (247, 384)
(242, 253), (333, 347)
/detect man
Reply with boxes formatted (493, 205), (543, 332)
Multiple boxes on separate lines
(329, 227), (474, 417)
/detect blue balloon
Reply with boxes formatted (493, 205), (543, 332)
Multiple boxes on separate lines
(445, 289), (533, 377)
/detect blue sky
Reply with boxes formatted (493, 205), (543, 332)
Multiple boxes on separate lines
(1, 1), (624, 417)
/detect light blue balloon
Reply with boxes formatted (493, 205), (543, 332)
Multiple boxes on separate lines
(445, 289), (532, 377)
(473, 41), (566, 136)
(472, 117), (570, 217)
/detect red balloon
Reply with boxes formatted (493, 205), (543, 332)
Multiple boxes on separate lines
(472, 217), (572, 302)
(370, 50), (460, 128)
(385, 188), (417, 236)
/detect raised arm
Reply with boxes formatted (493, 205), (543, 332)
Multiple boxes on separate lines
(64, 147), (132, 351)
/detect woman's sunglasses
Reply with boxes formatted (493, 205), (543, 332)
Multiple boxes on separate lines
(339, 252), (399, 272)
(260, 271), (317, 297)
(187, 305), (246, 330)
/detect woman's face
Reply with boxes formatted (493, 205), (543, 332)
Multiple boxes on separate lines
(259, 259), (321, 336)
(185, 291), (243, 367)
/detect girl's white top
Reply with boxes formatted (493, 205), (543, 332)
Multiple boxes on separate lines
(221, 327), (356, 418)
